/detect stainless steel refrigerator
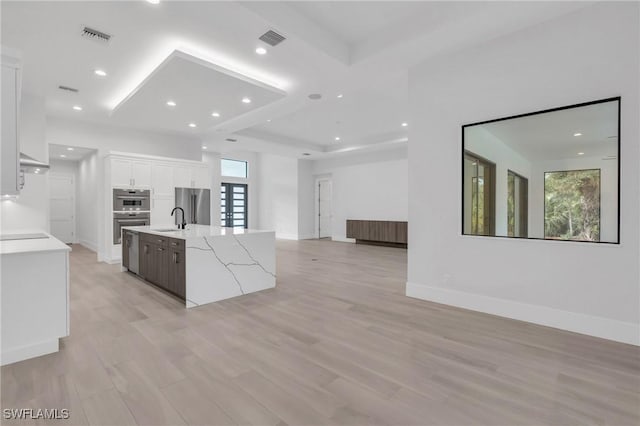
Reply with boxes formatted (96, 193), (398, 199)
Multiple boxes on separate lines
(175, 188), (211, 225)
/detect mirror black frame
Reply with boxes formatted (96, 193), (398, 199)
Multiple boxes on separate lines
(461, 96), (621, 244)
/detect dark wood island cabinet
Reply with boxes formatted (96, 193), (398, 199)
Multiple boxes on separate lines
(123, 231), (186, 300)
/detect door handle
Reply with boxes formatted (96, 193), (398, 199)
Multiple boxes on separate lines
(173, 252), (178, 263)
(157, 247), (164, 252)
(144, 245), (148, 254)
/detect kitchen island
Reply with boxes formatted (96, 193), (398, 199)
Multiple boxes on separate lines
(121, 225), (275, 307)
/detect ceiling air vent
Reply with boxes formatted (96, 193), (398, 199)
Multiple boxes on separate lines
(259, 30), (285, 47)
(81, 26), (112, 43)
(58, 85), (79, 93)
(225, 138), (238, 142)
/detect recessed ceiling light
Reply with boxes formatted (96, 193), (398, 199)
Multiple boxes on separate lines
(166, 100), (176, 107)
(188, 123), (197, 128)
(60, 154), (66, 158)
(72, 105), (82, 111)
(94, 69), (107, 77)
(574, 132), (582, 137)
(146, 0), (160, 4)
(335, 136), (341, 141)
(255, 47), (267, 55)
(577, 152), (585, 156)
(308, 93), (322, 100)
(337, 94), (343, 98)
(202, 146), (207, 150)
(242, 97), (252, 104)
(401, 122), (408, 127)
(266, 119), (271, 122)
(67, 147), (74, 151)
(211, 112), (220, 118)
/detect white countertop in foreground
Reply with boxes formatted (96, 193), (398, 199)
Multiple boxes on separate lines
(0, 231), (71, 255)
(123, 225), (274, 240)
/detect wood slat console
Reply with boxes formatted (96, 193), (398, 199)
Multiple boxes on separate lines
(346, 220), (408, 248)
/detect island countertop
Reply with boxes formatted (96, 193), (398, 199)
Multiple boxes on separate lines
(122, 225), (274, 240)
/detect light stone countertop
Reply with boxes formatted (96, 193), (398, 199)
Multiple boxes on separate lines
(0, 231), (71, 255)
(123, 224), (274, 241)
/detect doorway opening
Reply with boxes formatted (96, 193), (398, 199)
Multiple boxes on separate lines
(316, 178), (332, 239)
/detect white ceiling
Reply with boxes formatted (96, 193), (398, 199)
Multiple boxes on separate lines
(474, 99), (619, 161)
(1, 1), (593, 158)
(49, 144), (96, 162)
(285, 1), (439, 46)
(111, 50), (286, 134)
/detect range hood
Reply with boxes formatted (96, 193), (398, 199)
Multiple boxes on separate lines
(19, 152), (49, 174)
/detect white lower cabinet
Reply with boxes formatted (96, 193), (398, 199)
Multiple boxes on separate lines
(1, 244), (70, 365)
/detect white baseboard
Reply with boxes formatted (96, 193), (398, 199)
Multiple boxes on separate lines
(78, 239), (97, 253)
(276, 233), (300, 240)
(406, 282), (640, 346)
(331, 236), (356, 243)
(1, 338), (59, 366)
(297, 233), (317, 240)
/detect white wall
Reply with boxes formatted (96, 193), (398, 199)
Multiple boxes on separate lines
(297, 160), (316, 239)
(202, 151), (221, 228)
(77, 152), (99, 251)
(407, 2), (639, 344)
(258, 154), (299, 239)
(1, 94), (48, 232)
(312, 146), (408, 242)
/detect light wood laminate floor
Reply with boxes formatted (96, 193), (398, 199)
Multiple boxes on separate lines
(2, 241), (639, 426)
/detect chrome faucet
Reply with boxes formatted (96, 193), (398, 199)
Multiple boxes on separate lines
(171, 207), (187, 230)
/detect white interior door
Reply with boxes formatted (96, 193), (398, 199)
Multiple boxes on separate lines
(49, 173), (75, 243)
(318, 179), (332, 238)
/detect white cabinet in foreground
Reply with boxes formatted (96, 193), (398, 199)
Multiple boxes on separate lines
(1, 233), (70, 365)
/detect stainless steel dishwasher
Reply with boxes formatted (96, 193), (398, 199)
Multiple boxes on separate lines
(129, 232), (139, 275)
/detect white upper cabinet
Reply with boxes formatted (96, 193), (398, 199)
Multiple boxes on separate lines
(110, 158), (152, 189)
(151, 163), (174, 196)
(173, 165), (192, 189)
(172, 164), (210, 189)
(131, 161), (151, 189)
(111, 158), (133, 188)
(1, 54), (20, 196)
(192, 165), (210, 188)
(110, 155), (210, 193)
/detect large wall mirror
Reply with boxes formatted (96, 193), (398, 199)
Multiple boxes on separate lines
(462, 97), (620, 244)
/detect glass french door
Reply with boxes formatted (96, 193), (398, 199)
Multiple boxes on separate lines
(221, 183), (248, 228)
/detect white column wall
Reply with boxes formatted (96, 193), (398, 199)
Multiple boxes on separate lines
(407, 2), (639, 344)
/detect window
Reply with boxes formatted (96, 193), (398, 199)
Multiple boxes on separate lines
(463, 152), (495, 236)
(507, 170), (528, 238)
(544, 169), (600, 242)
(221, 159), (247, 178)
